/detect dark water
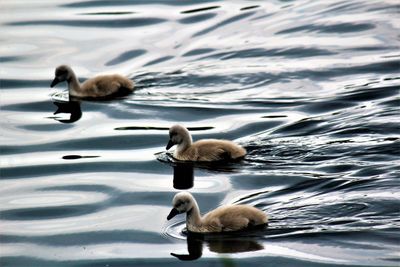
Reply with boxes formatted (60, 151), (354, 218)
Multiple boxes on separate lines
(1, 0), (399, 266)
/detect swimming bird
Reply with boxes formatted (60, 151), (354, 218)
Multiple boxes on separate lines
(166, 125), (246, 161)
(50, 65), (134, 99)
(167, 192), (268, 233)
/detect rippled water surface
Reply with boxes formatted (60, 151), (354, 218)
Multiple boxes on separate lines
(1, 0), (400, 266)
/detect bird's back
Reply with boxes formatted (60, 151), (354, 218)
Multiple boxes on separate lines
(202, 205), (268, 232)
(81, 74), (134, 97)
(188, 139), (246, 161)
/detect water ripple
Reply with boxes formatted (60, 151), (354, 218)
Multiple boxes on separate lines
(7, 17), (167, 28)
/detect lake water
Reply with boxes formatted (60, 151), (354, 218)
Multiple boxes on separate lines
(1, 0), (399, 266)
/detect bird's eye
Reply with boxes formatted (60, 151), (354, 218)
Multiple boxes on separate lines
(56, 70), (67, 76)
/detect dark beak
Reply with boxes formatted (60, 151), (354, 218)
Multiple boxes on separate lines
(166, 140), (175, 150)
(167, 208), (179, 220)
(50, 77), (60, 88)
(53, 102), (62, 114)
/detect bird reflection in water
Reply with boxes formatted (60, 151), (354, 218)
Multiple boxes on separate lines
(171, 234), (264, 261)
(167, 159), (241, 190)
(172, 162), (194, 190)
(52, 100), (82, 123)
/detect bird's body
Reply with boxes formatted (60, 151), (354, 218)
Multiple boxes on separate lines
(175, 139), (246, 161)
(51, 65), (134, 99)
(190, 204), (268, 233)
(167, 192), (268, 234)
(71, 74), (134, 98)
(166, 125), (246, 162)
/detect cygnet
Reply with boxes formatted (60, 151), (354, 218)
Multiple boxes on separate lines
(167, 192), (268, 233)
(50, 65), (134, 98)
(166, 125), (246, 161)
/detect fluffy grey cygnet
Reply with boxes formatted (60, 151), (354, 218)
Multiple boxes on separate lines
(167, 192), (268, 233)
(166, 124), (246, 161)
(50, 65), (134, 98)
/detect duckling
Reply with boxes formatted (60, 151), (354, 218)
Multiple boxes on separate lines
(166, 125), (246, 161)
(50, 65), (134, 99)
(167, 192), (268, 233)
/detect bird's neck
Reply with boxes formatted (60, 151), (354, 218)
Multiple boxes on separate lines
(176, 133), (193, 154)
(67, 71), (82, 96)
(186, 201), (202, 230)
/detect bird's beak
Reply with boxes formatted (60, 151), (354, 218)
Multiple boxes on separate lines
(50, 77), (60, 88)
(166, 140), (174, 150)
(167, 208), (179, 220)
(53, 102), (62, 115)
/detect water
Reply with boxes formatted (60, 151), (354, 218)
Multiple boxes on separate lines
(1, 0), (399, 266)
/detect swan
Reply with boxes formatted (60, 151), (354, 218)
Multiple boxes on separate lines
(166, 124), (246, 161)
(167, 192), (268, 233)
(50, 65), (134, 99)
